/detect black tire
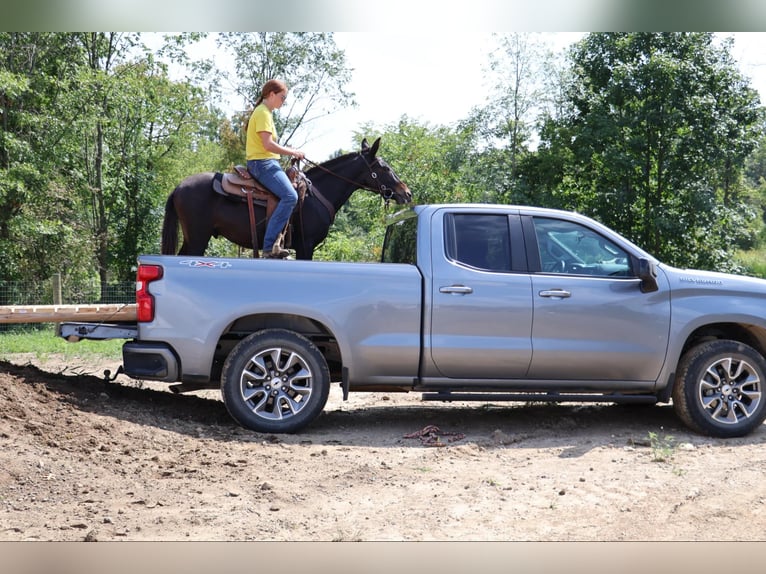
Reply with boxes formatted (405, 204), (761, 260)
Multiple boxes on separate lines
(221, 329), (330, 433)
(672, 339), (766, 438)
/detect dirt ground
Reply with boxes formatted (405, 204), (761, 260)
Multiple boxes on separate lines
(1, 352), (766, 542)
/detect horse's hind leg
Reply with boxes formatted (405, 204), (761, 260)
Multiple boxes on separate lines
(177, 218), (213, 256)
(178, 233), (211, 256)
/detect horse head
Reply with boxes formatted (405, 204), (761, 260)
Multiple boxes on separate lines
(358, 138), (412, 205)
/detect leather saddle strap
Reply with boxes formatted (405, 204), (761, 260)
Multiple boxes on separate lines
(245, 190), (260, 258)
(311, 186), (336, 223)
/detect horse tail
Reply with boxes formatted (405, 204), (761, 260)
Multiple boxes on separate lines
(160, 191), (179, 255)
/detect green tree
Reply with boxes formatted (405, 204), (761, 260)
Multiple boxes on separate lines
(481, 33), (554, 201)
(215, 32), (355, 151)
(0, 33), (90, 290)
(530, 32), (763, 270)
(58, 33), (225, 288)
(314, 117), (486, 261)
(0, 32), (226, 298)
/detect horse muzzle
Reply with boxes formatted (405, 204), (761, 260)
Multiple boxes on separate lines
(388, 183), (413, 205)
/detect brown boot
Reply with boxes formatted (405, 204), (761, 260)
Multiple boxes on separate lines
(264, 230), (289, 259)
(263, 248), (289, 259)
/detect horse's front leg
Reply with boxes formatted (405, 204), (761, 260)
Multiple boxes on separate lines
(293, 243), (313, 260)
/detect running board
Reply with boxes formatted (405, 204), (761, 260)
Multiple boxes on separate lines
(420, 391), (657, 404)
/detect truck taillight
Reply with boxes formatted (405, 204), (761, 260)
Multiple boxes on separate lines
(136, 264), (163, 322)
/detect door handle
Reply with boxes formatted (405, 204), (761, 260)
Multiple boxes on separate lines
(439, 285), (473, 295)
(538, 289), (571, 299)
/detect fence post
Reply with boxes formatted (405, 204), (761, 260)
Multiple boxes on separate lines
(52, 273), (62, 305)
(52, 273), (62, 334)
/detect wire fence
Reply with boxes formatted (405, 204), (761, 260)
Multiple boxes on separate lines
(0, 276), (135, 334)
(0, 276), (135, 306)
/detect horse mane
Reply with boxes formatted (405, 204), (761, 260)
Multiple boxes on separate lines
(305, 150), (360, 178)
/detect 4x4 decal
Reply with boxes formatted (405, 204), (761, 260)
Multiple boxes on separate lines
(178, 260), (232, 269)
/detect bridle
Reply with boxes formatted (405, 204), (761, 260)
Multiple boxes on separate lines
(303, 153), (397, 202)
(289, 151), (404, 258)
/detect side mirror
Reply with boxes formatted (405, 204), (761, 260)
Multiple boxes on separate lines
(638, 258), (659, 293)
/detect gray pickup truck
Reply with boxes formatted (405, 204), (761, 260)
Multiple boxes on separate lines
(62, 203), (766, 437)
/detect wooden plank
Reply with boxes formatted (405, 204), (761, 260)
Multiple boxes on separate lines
(0, 304), (137, 324)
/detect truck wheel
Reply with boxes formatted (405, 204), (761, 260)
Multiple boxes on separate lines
(221, 329), (330, 433)
(672, 339), (766, 438)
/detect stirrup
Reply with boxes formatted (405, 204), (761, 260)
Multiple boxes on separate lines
(263, 248), (289, 259)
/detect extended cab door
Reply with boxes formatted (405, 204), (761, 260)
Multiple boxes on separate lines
(426, 208), (534, 379)
(523, 214), (670, 381)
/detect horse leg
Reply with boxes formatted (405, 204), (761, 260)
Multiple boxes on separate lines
(175, 190), (215, 256)
(292, 233), (314, 260)
(178, 220), (212, 256)
(179, 237), (211, 256)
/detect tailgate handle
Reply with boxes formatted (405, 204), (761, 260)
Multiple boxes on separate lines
(439, 285), (473, 295)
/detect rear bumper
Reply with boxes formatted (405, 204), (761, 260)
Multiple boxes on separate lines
(59, 322), (138, 341)
(122, 341), (180, 382)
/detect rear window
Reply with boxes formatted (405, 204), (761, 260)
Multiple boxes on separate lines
(382, 216), (418, 264)
(444, 213), (511, 272)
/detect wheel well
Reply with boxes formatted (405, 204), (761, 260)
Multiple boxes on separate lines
(682, 323), (766, 358)
(658, 323), (766, 404)
(211, 313), (342, 383)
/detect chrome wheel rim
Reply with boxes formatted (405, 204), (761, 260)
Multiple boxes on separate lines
(239, 346), (314, 421)
(698, 357), (762, 425)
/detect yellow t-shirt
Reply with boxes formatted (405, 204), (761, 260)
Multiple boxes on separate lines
(246, 103), (279, 160)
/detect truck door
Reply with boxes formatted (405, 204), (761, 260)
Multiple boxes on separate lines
(427, 210), (534, 379)
(525, 216), (670, 381)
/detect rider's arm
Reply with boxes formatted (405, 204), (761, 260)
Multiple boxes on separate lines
(258, 131), (304, 160)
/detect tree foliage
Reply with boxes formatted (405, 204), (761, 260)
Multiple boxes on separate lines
(0, 32), (356, 299)
(314, 117), (488, 261)
(527, 33), (764, 270)
(0, 32), (222, 297)
(1, 31), (765, 302)
(216, 32), (355, 152)
(480, 33), (554, 200)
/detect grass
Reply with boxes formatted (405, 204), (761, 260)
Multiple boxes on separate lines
(647, 431), (676, 462)
(735, 247), (766, 278)
(0, 325), (123, 362)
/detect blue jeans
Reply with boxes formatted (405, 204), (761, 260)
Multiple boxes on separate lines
(247, 159), (298, 252)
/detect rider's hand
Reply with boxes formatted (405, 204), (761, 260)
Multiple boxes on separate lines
(292, 150), (305, 161)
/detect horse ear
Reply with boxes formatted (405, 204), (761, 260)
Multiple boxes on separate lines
(361, 138), (370, 151)
(369, 137), (381, 157)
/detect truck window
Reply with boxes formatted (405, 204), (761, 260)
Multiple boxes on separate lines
(382, 216), (418, 264)
(533, 217), (632, 277)
(444, 214), (511, 272)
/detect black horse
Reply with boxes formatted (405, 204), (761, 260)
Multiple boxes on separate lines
(160, 138), (412, 260)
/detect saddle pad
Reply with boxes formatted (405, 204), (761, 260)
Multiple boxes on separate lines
(212, 172), (269, 204)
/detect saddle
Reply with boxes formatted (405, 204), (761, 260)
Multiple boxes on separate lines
(215, 164), (310, 215)
(212, 162), (311, 257)
(218, 166), (279, 218)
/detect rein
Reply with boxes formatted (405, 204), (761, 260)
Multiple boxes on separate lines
(290, 153), (392, 259)
(303, 154), (395, 202)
